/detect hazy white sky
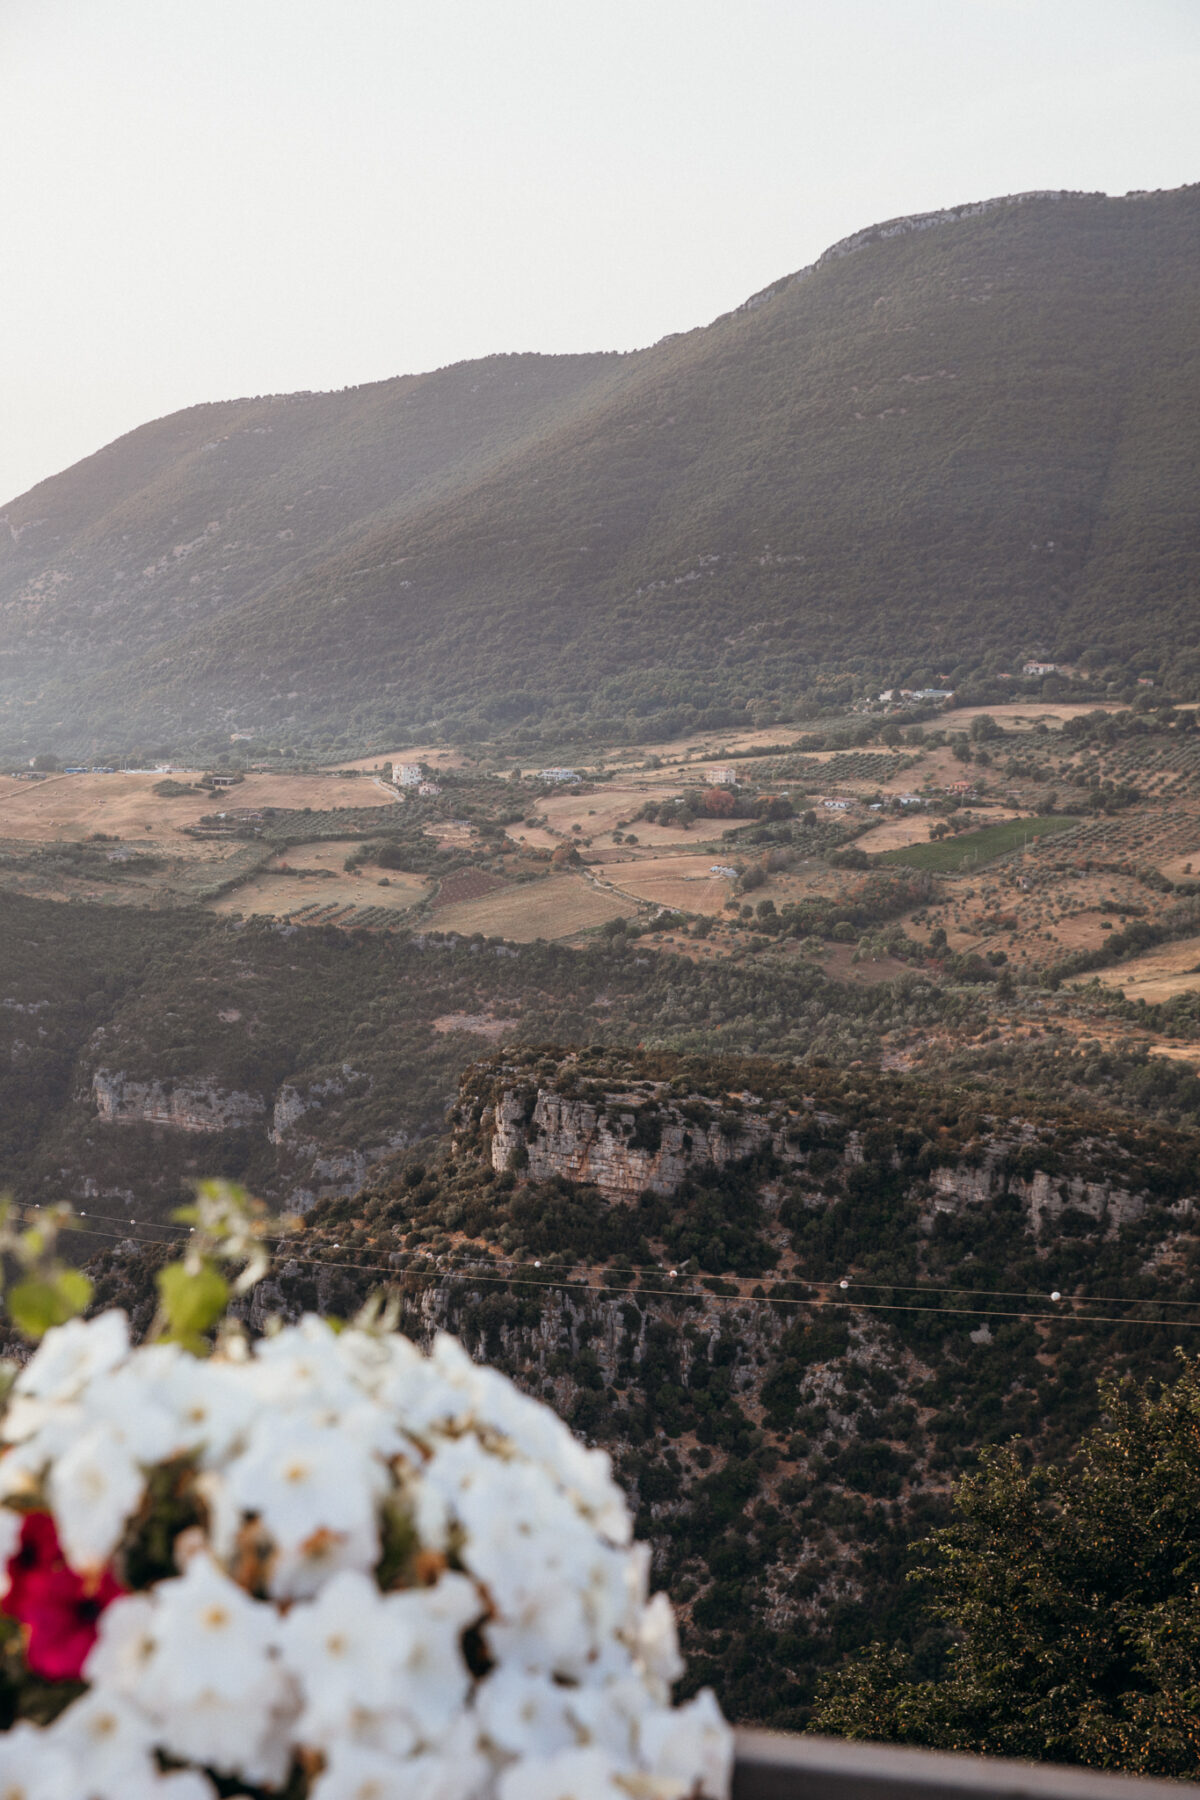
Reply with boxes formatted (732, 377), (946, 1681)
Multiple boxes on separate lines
(3, 0), (1198, 504)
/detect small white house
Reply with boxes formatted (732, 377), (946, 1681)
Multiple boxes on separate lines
(822, 798), (851, 811)
(538, 768), (580, 783)
(418, 781), (442, 797)
(395, 764), (423, 787)
(710, 865), (739, 879)
(707, 767), (738, 786)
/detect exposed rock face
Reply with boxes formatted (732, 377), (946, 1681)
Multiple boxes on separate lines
(489, 1087), (785, 1200)
(483, 1071), (1193, 1236)
(92, 1070), (264, 1132)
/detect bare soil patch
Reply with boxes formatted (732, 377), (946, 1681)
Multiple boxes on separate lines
(432, 869), (508, 910)
(819, 945), (914, 986)
(430, 874), (635, 941)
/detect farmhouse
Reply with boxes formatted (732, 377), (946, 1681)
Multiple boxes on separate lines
(209, 775), (238, 790)
(418, 781), (442, 797)
(395, 764), (423, 787)
(1023, 660), (1062, 676)
(822, 799), (851, 811)
(538, 768), (580, 783)
(707, 767), (738, 786)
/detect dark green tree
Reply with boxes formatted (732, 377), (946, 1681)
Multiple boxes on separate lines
(811, 1355), (1200, 1777)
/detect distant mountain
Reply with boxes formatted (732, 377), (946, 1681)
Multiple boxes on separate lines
(3, 185), (1198, 756)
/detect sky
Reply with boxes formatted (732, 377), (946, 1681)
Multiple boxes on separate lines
(2, 0), (1198, 505)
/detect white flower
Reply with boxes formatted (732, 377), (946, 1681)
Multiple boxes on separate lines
(48, 1689), (176, 1800)
(215, 1413), (382, 1597)
(0, 1720), (78, 1800)
(150, 1349), (259, 1465)
(81, 1352), (188, 1465)
(564, 1676), (650, 1761)
(85, 1594), (158, 1691)
(108, 1555), (294, 1786)
(47, 1424), (146, 1571)
(634, 1593), (683, 1698)
(637, 1690), (733, 1800)
(281, 1569), (413, 1746)
(474, 1668), (575, 1757)
(311, 1739), (491, 1800)
(430, 1340), (629, 1542)
(244, 1317), (364, 1416)
(496, 1745), (630, 1800)
(381, 1574), (480, 1741)
(12, 1311), (129, 1408)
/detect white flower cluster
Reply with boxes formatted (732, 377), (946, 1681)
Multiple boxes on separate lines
(0, 1312), (732, 1800)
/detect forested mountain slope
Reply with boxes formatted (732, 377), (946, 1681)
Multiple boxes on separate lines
(3, 185), (1197, 753)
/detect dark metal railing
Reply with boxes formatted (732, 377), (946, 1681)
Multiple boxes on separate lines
(732, 1731), (1200, 1800)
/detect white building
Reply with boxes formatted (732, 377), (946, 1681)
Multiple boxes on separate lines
(707, 766), (738, 786)
(538, 768), (580, 783)
(418, 781), (442, 797)
(395, 763), (423, 787)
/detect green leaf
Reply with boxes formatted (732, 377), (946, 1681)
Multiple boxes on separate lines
(7, 1270), (93, 1341)
(156, 1261), (229, 1352)
(55, 1270), (92, 1316)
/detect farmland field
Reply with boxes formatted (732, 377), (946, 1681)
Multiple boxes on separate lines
(0, 768), (396, 847)
(594, 853), (741, 914)
(534, 785), (711, 849)
(428, 874), (635, 940)
(875, 814), (1079, 872)
(1069, 935), (1200, 1004)
(854, 808), (1021, 853)
(211, 845), (427, 921)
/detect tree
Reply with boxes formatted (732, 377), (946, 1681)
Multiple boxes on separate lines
(810, 1355), (1200, 1777)
(969, 714), (1001, 742)
(703, 788), (737, 817)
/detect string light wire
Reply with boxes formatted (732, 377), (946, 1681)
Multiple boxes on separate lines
(49, 1213), (1200, 1334)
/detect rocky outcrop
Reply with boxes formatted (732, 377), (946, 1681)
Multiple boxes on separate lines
(489, 1086), (789, 1201)
(92, 1071), (264, 1132)
(480, 1065), (1195, 1236)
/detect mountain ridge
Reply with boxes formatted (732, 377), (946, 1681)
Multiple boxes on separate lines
(3, 183), (1198, 755)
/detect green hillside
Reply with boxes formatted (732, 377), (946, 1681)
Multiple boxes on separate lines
(2, 186), (1197, 755)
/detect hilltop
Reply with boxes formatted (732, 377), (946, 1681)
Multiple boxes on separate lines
(2, 185), (1198, 757)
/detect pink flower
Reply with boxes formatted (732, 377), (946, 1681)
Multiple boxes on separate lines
(3, 1511), (127, 1681)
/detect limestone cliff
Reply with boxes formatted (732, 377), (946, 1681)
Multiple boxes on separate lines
(91, 1070), (264, 1132)
(467, 1053), (1196, 1240)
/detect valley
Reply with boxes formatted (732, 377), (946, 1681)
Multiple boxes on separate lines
(1, 180), (1199, 1758)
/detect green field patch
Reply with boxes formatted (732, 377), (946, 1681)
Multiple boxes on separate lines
(874, 815), (1079, 872)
